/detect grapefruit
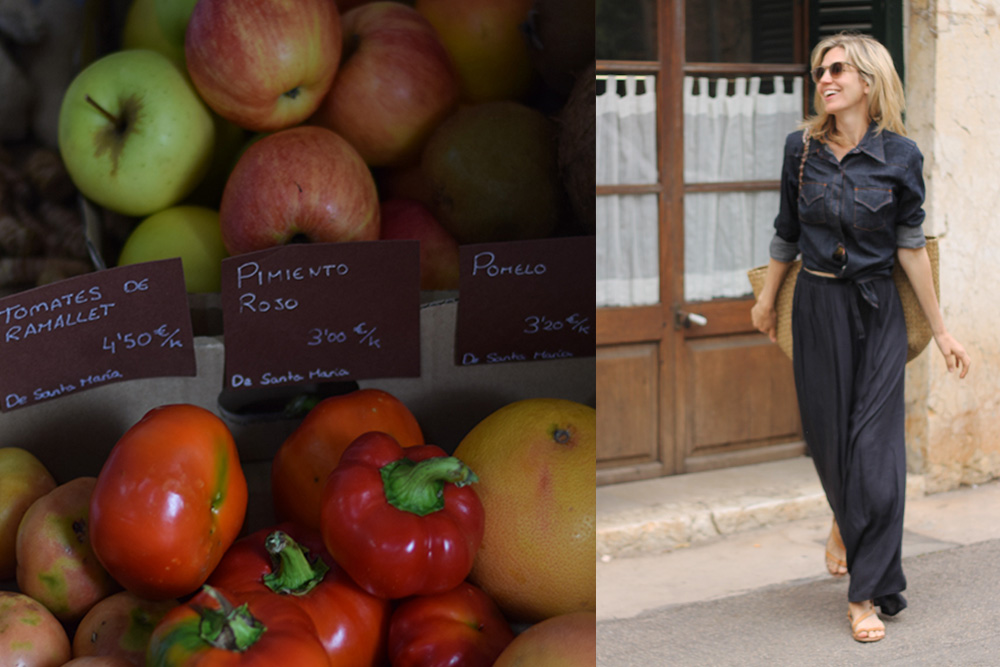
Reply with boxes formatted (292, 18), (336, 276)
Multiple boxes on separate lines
(452, 398), (595, 623)
(493, 611), (596, 666)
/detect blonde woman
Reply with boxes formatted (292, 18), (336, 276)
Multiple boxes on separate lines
(751, 32), (971, 642)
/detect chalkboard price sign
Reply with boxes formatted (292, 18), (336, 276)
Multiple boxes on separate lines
(0, 259), (196, 411)
(220, 241), (421, 390)
(455, 237), (596, 366)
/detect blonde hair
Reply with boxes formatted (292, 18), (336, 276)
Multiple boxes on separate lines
(801, 32), (907, 143)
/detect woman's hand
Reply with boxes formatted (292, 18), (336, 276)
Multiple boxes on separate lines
(751, 299), (778, 342)
(896, 246), (971, 379)
(934, 331), (971, 378)
(750, 258), (792, 344)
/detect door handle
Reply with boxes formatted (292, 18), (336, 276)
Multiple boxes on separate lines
(675, 311), (708, 329)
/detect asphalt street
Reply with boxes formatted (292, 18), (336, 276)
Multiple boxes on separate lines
(597, 537), (1000, 666)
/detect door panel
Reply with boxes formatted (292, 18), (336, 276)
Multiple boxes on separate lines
(596, 342), (660, 467)
(684, 334), (799, 468)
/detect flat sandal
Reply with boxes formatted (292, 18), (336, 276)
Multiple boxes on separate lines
(848, 606), (885, 643)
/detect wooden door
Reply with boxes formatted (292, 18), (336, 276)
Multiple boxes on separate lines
(596, 0), (806, 484)
(596, 0), (907, 484)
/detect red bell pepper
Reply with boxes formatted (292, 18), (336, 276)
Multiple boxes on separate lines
(320, 431), (484, 599)
(206, 523), (391, 666)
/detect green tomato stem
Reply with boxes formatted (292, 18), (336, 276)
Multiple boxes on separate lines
(262, 531), (329, 595)
(283, 394), (323, 418)
(197, 586), (266, 652)
(380, 456), (479, 517)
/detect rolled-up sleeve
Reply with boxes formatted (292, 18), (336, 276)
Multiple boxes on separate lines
(895, 144), (926, 248)
(770, 234), (800, 262)
(770, 131), (803, 262)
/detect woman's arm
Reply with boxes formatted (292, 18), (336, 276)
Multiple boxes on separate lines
(751, 257), (793, 343)
(897, 246), (971, 378)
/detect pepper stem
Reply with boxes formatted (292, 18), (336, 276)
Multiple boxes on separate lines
(197, 586), (266, 652)
(381, 456), (479, 517)
(262, 530), (329, 595)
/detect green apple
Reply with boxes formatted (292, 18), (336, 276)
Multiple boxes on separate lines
(122, 0), (186, 68)
(183, 111), (249, 208)
(117, 205), (229, 293)
(154, 0), (200, 49)
(57, 49), (215, 217)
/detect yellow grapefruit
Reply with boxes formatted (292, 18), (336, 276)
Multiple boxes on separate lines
(452, 398), (595, 623)
(493, 611), (596, 666)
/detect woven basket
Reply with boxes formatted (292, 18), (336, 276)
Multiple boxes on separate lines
(747, 237), (939, 363)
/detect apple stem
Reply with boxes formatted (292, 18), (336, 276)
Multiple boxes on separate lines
(85, 95), (122, 128)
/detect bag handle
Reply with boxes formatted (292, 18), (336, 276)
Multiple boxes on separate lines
(798, 131), (810, 194)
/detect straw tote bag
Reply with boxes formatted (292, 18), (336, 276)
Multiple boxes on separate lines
(747, 134), (939, 363)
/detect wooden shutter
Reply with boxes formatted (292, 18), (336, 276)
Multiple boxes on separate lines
(809, 0), (904, 83)
(752, 0), (796, 64)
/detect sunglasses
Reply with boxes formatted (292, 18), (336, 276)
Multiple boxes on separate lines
(811, 61), (862, 83)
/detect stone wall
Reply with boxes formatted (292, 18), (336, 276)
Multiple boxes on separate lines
(906, 0), (1000, 492)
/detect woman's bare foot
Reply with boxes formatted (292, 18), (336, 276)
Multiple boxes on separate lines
(826, 518), (848, 577)
(848, 600), (885, 642)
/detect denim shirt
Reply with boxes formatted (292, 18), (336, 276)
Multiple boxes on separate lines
(769, 123), (926, 283)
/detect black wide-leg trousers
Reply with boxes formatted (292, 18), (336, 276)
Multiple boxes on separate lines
(792, 270), (909, 616)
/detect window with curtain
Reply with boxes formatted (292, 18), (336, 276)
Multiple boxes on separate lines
(682, 75), (802, 302)
(596, 75), (660, 308)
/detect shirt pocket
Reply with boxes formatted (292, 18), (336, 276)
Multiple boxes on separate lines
(853, 187), (894, 231)
(797, 182), (827, 225)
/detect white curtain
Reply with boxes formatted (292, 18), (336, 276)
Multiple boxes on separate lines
(683, 76), (803, 302)
(596, 75), (659, 307)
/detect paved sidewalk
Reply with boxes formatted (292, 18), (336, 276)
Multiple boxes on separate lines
(597, 460), (1000, 622)
(597, 457), (925, 561)
(598, 538), (1000, 665)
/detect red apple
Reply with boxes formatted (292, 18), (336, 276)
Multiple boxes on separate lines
(310, 2), (460, 167)
(220, 125), (380, 255)
(335, 0), (380, 14)
(380, 198), (459, 290)
(415, 0), (535, 103)
(185, 0), (343, 132)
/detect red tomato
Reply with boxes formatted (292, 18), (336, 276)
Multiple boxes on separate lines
(89, 404), (248, 601)
(271, 388), (424, 530)
(207, 523), (391, 665)
(388, 582), (515, 667)
(146, 587), (330, 666)
(72, 590), (178, 665)
(0, 447), (56, 579)
(0, 590), (71, 666)
(63, 658), (133, 667)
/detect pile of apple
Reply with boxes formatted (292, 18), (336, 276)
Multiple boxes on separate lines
(55, 0), (595, 294)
